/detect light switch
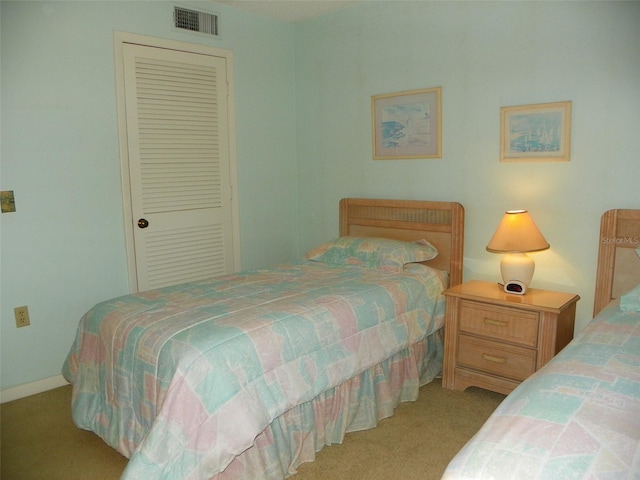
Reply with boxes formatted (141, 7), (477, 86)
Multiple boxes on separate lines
(1, 190), (16, 213)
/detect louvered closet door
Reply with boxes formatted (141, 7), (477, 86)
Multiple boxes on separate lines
(123, 43), (234, 291)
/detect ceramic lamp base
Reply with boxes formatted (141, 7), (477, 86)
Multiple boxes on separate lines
(500, 252), (535, 289)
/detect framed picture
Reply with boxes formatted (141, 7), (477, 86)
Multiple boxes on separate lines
(372, 87), (442, 159)
(500, 101), (572, 162)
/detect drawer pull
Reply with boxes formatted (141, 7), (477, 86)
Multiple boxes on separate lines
(482, 353), (506, 364)
(484, 318), (508, 328)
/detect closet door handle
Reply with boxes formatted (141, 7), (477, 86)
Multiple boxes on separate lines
(137, 218), (149, 229)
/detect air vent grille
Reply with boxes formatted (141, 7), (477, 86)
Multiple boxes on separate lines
(174, 6), (219, 36)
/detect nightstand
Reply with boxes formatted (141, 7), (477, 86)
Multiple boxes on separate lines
(442, 280), (580, 395)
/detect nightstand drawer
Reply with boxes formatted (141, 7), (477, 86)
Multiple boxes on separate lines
(459, 300), (539, 347)
(457, 334), (536, 382)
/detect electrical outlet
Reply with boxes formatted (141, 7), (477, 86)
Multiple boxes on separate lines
(14, 305), (31, 328)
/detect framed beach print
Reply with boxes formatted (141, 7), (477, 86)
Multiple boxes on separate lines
(372, 87), (442, 160)
(500, 101), (572, 162)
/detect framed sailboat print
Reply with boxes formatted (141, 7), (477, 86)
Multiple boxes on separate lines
(372, 87), (442, 159)
(500, 101), (572, 162)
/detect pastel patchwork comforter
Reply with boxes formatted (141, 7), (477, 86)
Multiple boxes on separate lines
(442, 300), (640, 479)
(63, 261), (446, 479)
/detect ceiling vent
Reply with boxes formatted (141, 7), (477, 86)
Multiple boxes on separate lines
(174, 6), (219, 36)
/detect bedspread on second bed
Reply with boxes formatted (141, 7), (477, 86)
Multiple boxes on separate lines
(442, 300), (640, 480)
(63, 262), (446, 480)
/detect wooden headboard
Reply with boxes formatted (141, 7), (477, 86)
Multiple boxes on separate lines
(339, 198), (465, 287)
(593, 209), (640, 316)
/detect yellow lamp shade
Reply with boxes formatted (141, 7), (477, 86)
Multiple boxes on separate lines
(486, 210), (549, 254)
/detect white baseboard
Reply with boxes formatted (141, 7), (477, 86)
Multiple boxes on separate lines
(1, 375), (69, 404)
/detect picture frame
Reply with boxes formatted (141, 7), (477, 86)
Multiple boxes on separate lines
(500, 101), (572, 162)
(372, 87), (442, 160)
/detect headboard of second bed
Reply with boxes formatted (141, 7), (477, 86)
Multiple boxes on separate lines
(594, 208), (640, 316)
(339, 198), (465, 287)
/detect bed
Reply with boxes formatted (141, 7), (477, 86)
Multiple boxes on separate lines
(62, 198), (465, 480)
(442, 208), (640, 479)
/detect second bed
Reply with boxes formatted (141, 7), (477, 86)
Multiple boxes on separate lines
(63, 198), (465, 479)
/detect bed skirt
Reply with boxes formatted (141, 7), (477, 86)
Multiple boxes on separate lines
(214, 328), (444, 479)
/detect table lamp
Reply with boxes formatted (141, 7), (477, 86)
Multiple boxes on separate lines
(486, 210), (549, 294)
